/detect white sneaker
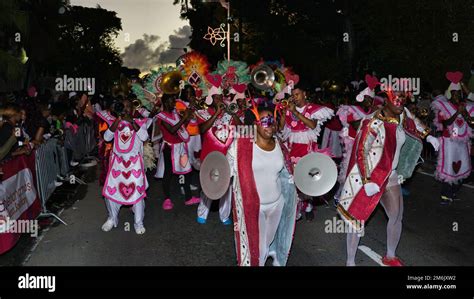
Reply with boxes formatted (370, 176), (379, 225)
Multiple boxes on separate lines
(101, 219), (115, 232)
(54, 181), (63, 187)
(190, 184), (198, 191)
(135, 226), (146, 235)
(70, 161), (79, 167)
(81, 160), (97, 167)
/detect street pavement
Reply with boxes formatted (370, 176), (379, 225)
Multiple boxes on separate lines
(2, 165), (473, 266)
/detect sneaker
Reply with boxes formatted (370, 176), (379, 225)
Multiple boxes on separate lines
(222, 218), (232, 225)
(184, 196), (201, 206)
(135, 226), (146, 235)
(190, 184), (199, 191)
(197, 216), (207, 224)
(81, 160), (97, 167)
(101, 219), (115, 232)
(70, 161), (79, 167)
(162, 198), (174, 210)
(440, 196), (453, 205)
(382, 256), (404, 267)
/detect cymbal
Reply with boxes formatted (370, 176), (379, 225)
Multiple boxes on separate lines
(294, 152), (338, 196)
(199, 151), (231, 200)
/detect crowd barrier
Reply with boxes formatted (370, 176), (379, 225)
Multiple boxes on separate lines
(34, 138), (69, 225)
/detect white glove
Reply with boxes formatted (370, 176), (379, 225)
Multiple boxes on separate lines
(426, 135), (440, 152)
(364, 182), (380, 196)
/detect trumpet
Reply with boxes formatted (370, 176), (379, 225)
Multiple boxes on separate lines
(226, 102), (239, 115)
(417, 108), (429, 118)
(190, 99), (208, 111)
(132, 99), (142, 110)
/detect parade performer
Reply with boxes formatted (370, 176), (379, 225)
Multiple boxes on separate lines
(227, 106), (297, 266)
(431, 72), (474, 204)
(320, 100), (343, 160)
(155, 94), (200, 210)
(195, 60), (250, 225)
(337, 89), (439, 266)
(335, 75), (378, 202)
(278, 84), (334, 221)
(99, 99), (151, 235)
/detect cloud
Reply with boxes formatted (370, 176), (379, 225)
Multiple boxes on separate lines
(121, 25), (191, 71)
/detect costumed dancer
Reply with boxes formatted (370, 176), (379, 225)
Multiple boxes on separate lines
(99, 99), (151, 235)
(155, 94), (200, 210)
(335, 75), (379, 203)
(278, 84), (334, 221)
(195, 60), (250, 225)
(320, 100), (343, 160)
(227, 106), (297, 266)
(431, 72), (474, 204)
(337, 89), (439, 266)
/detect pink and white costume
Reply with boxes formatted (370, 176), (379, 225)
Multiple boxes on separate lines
(431, 99), (474, 184)
(100, 114), (151, 231)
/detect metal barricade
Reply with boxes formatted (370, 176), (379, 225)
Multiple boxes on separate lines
(56, 144), (70, 177)
(35, 138), (67, 225)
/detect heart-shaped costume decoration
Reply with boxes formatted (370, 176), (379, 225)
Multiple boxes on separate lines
(132, 169), (142, 178)
(205, 73), (223, 88)
(120, 131), (132, 144)
(365, 74), (380, 90)
(452, 161), (462, 174)
(119, 182), (136, 200)
(122, 171), (132, 179)
(137, 185), (145, 194)
(232, 83), (247, 94)
(445, 71), (463, 84)
(106, 186), (117, 195)
(455, 118), (464, 128)
(112, 169), (121, 178)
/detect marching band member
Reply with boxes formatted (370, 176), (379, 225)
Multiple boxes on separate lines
(320, 99), (343, 160)
(100, 99), (150, 235)
(195, 74), (242, 225)
(337, 90), (439, 266)
(155, 94), (200, 210)
(431, 74), (474, 204)
(227, 106), (297, 266)
(278, 84), (334, 221)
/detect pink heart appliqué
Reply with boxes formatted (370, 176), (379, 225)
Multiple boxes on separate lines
(122, 171), (131, 179)
(106, 186), (117, 195)
(132, 170), (141, 178)
(179, 154), (189, 168)
(119, 182), (135, 200)
(130, 155), (139, 164)
(112, 170), (121, 178)
(137, 185), (145, 194)
(446, 71), (463, 84)
(232, 83), (247, 94)
(120, 132), (132, 144)
(205, 73), (223, 88)
(365, 74), (380, 90)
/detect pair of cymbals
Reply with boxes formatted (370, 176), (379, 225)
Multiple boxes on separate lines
(199, 151), (337, 199)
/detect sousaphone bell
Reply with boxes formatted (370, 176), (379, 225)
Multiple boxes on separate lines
(293, 152), (338, 196)
(251, 64), (275, 91)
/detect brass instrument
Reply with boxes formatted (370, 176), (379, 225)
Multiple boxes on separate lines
(418, 108), (429, 118)
(226, 102), (239, 115)
(250, 64), (275, 91)
(160, 70), (184, 94)
(190, 99), (208, 111)
(132, 99), (142, 110)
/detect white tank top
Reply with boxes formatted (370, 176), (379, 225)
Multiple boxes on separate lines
(252, 141), (285, 205)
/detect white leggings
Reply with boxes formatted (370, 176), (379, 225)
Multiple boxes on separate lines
(197, 186), (232, 222)
(259, 197), (284, 266)
(346, 185), (403, 266)
(105, 199), (145, 230)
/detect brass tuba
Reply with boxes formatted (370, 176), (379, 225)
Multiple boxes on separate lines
(160, 70), (184, 95)
(132, 99), (142, 110)
(250, 64), (275, 91)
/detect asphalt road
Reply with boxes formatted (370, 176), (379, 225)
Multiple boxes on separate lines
(2, 165), (473, 267)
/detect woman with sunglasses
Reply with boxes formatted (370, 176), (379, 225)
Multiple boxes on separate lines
(226, 105), (297, 266)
